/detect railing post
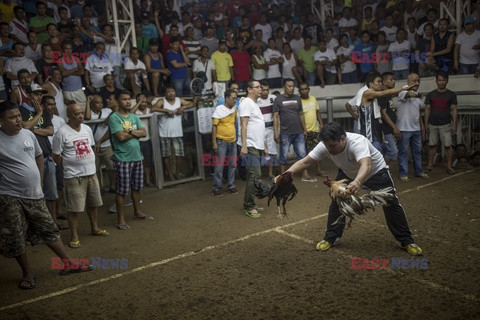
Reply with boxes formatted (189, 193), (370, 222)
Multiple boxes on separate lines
(326, 97), (334, 123)
(150, 113), (165, 189)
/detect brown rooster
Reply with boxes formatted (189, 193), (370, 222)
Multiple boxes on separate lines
(323, 177), (394, 227)
(254, 172), (298, 219)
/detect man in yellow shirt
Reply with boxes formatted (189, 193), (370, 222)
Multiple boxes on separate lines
(299, 82), (326, 176)
(210, 40), (234, 85)
(212, 89), (238, 196)
(0, 0), (15, 23)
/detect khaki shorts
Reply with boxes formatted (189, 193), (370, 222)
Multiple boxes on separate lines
(95, 146), (114, 171)
(63, 88), (87, 110)
(429, 123), (452, 147)
(0, 195), (60, 258)
(64, 174), (103, 212)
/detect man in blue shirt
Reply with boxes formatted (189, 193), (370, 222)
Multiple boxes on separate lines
(353, 31), (374, 82)
(166, 37), (191, 97)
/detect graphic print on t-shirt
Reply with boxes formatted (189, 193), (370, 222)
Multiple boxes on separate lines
(73, 138), (92, 160)
(120, 120), (138, 131)
(431, 97), (447, 111)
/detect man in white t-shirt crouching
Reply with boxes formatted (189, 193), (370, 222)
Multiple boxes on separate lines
(285, 122), (424, 256)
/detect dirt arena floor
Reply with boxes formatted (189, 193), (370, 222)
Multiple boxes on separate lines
(1, 160), (479, 320)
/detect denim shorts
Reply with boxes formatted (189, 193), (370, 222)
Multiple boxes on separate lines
(279, 133), (306, 165)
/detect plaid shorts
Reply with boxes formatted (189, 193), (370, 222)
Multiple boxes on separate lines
(114, 161), (144, 195)
(305, 131), (320, 153)
(0, 195), (60, 258)
(160, 137), (184, 157)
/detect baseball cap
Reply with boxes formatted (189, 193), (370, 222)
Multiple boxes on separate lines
(27, 83), (48, 94)
(464, 17), (474, 24)
(141, 11), (150, 20)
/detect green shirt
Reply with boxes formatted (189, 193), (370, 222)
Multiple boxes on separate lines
(29, 15), (56, 44)
(297, 46), (318, 73)
(136, 36), (149, 54)
(109, 112), (144, 162)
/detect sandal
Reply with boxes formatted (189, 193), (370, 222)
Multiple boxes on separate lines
(244, 209), (261, 219)
(116, 223), (131, 230)
(254, 206), (264, 211)
(59, 264), (93, 276)
(133, 215), (154, 221)
(69, 240), (81, 248)
(301, 177), (318, 182)
(91, 229), (110, 236)
(447, 168), (455, 175)
(19, 274), (36, 290)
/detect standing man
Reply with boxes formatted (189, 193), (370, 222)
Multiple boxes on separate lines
(211, 89), (238, 197)
(152, 86), (195, 181)
(0, 101), (89, 290)
(210, 40), (234, 86)
(109, 90), (153, 230)
(257, 80), (278, 180)
(379, 72), (400, 164)
(285, 122), (423, 256)
(424, 72), (457, 174)
(273, 78), (316, 182)
(238, 80), (266, 218)
(396, 73), (428, 182)
(299, 82), (326, 176)
(20, 84), (62, 230)
(52, 104), (109, 248)
(166, 36), (191, 97)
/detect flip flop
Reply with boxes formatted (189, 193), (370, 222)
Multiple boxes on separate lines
(301, 177), (318, 182)
(447, 168), (455, 175)
(69, 240), (81, 248)
(133, 215), (154, 221)
(59, 264), (93, 276)
(91, 229), (110, 236)
(19, 274), (36, 290)
(254, 206), (264, 211)
(116, 223), (131, 230)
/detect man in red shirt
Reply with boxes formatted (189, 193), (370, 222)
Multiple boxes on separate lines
(230, 38), (251, 91)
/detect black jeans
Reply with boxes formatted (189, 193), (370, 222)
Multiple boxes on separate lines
(324, 168), (414, 246)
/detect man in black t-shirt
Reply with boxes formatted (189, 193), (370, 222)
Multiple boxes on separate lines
(20, 84), (62, 227)
(379, 72), (400, 164)
(424, 72), (458, 173)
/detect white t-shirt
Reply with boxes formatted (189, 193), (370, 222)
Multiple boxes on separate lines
(49, 115), (66, 145)
(314, 49), (337, 73)
(336, 45), (356, 74)
(308, 132), (386, 180)
(5, 56), (38, 87)
(52, 123), (97, 179)
(326, 38), (339, 52)
(124, 58), (148, 87)
(264, 48), (282, 78)
(407, 28), (418, 49)
(338, 17), (358, 29)
(388, 40), (411, 71)
(257, 94), (276, 123)
(192, 58), (215, 90)
(455, 30), (480, 64)
(237, 97), (265, 150)
(88, 108), (112, 147)
(380, 25), (398, 42)
(24, 45), (42, 61)
(158, 97), (183, 138)
(290, 38), (304, 54)
(85, 54), (114, 88)
(396, 88), (422, 131)
(254, 23), (272, 44)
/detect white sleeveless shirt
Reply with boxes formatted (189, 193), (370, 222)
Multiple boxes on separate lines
(158, 97), (183, 138)
(281, 53), (296, 80)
